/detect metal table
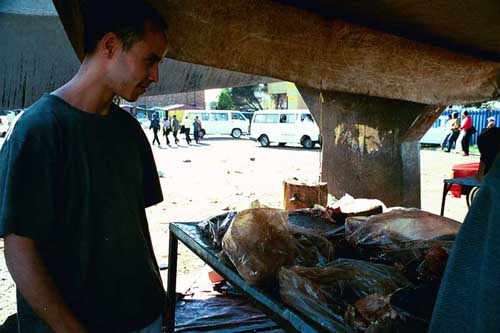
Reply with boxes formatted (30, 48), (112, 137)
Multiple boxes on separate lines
(440, 177), (481, 216)
(165, 222), (330, 333)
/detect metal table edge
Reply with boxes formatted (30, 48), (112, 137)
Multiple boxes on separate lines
(169, 222), (323, 333)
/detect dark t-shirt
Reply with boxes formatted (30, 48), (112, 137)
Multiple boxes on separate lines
(0, 94), (165, 332)
(430, 155), (500, 332)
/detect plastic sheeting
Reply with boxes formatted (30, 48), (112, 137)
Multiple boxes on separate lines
(174, 266), (284, 332)
(330, 194), (385, 224)
(292, 229), (335, 267)
(279, 259), (412, 332)
(222, 208), (296, 285)
(222, 208), (336, 285)
(345, 208), (460, 246)
(197, 211), (238, 248)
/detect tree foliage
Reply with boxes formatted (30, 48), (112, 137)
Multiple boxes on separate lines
(216, 89), (234, 110)
(215, 85), (265, 111)
(230, 85), (264, 111)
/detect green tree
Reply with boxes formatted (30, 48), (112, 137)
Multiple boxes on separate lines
(216, 89), (234, 110)
(230, 85), (264, 111)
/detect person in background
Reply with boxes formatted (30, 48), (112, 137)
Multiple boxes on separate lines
(303, 114), (314, 123)
(195, 116), (203, 143)
(474, 127), (500, 182)
(183, 116), (191, 144)
(444, 112), (460, 152)
(171, 114), (180, 144)
(459, 111), (475, 156)
(487, 116), (496, 128)
(193, 116), (201, 144)
(150, 112), (161, 146)
(162, 116), (171, 146)
(440, 114), (453, 151)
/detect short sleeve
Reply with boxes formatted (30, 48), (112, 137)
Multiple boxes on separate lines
(139, 133), (163, 208)
(0, 137), (56, 243)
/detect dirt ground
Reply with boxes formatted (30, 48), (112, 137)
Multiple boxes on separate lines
(0, 133), (478, 323)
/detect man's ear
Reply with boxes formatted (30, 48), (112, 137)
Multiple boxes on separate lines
(99, 32), (122, 59)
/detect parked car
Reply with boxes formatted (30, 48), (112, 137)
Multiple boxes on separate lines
(250, 109), (320, 148)
(181, 110), (249, 138)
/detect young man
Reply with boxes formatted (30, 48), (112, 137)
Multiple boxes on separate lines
(171, 115), (180, 144)
(193, 116), (202, 144)
(444, 112), (460, 152)
(150, 112), (161, 146)
(0, 2), (168, 332)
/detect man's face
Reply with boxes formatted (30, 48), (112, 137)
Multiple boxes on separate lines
(108, 22), (168, 102)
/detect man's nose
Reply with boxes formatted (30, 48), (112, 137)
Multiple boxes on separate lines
(148, 63), (160, 83)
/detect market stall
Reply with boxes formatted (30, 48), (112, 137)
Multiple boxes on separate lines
(166, 199), (460, 333)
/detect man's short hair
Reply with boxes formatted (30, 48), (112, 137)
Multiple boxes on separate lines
(463, 111), (469, 116)
(478, 127), (500, 174)
(81, 0), (167, 55)
(452, 112), (459, 118)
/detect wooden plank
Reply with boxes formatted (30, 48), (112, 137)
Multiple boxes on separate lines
(51, 0), (500, 104)
(283, 179), (328, 210)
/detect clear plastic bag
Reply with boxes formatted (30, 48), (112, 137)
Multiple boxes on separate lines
(353, 240), (452, 283)
(292, 229), (335, 267)
(222, 208), (296, 285)
(345, 208), (460, 246)
(198, 211), (238, 248)
(330, 194), (386, 224)
(279, 259), (412, 332)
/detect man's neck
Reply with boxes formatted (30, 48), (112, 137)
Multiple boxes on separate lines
(52, 63), (115, 116)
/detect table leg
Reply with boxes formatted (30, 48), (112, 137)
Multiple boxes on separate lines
(440, 183), (452, 216)
(166, 231), (178, 333)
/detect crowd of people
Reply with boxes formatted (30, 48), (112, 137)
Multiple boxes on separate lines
(441, 111), (495, 156)
(149, 113), (203, 146)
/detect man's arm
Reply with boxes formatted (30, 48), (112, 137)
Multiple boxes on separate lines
(4, 234), (86, 333)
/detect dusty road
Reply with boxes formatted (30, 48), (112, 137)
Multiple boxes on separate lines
(0, 134), (478, 323)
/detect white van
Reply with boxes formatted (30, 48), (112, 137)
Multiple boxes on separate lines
(181, 110), (249, 138)
(250, 110), (320, 148)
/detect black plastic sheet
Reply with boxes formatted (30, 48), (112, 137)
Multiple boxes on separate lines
(197, 211), (238, 248)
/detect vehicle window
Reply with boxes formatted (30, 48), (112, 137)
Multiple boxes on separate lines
(201, 113), (209, 121)
(209, 113), (228, 121)
(254, 114), (279, 123)
(301, 114), (314, 122)
(280, 114), (296, 123)
(231, 113), (246, 120)
(0, 111), (8, 116)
